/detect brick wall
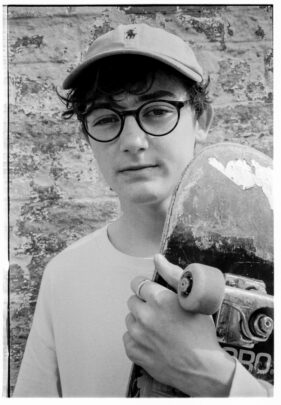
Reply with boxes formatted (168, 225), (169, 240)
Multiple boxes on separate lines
(7, 5), (273, 394)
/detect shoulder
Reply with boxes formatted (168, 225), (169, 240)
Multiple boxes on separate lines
(61, 225), (108, 254)
(43, 225), (109, 281)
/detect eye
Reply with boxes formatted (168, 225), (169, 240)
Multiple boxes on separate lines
(148, 108), (168, 116)
(141, 103), (176, 120)
(86, 109), (120, 127)
(93, 116), (119, 126)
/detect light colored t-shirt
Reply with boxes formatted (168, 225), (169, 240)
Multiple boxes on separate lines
(13, 225), (273, 397)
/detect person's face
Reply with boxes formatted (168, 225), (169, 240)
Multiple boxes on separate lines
(87, 70), (204, 208)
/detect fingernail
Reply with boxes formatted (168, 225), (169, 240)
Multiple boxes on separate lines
(154, 253), (165, 265)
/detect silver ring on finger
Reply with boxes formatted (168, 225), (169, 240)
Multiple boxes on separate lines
(136, 279), (150, 301)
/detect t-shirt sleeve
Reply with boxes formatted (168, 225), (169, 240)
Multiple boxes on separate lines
(13, 265), (61, 397)
(229, 359), (273, 397)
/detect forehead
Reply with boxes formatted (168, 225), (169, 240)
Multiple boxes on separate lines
(149, 70), (188, 94)
(95, 69), (188, 105)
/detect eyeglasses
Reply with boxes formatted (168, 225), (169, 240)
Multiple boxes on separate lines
(81, 99), (190, 143)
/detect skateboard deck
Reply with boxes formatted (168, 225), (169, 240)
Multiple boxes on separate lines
(127, 142), (273, 397)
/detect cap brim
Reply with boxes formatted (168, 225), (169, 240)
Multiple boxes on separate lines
(63, 49), (202, 89)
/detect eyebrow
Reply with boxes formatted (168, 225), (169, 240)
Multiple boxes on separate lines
(139, 90), (177, 102)
(91, 90), (178, 110)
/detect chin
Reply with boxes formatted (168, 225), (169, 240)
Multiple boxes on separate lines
(122, 184), (173, 207)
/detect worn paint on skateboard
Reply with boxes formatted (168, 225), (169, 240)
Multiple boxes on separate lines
(127, 142), (273, 397)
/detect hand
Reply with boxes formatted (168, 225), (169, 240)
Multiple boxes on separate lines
(123, 254), (236, 397)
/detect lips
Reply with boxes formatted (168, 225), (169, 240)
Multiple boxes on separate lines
(118, 164), (158, 173)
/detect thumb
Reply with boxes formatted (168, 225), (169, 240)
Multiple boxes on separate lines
(154, 254), (183, 290)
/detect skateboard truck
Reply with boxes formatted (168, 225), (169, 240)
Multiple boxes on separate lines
(216, 274), (273, 348)
(178, 266), (274, 349)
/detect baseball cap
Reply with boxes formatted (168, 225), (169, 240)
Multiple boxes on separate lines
(63, 23), (203, 89)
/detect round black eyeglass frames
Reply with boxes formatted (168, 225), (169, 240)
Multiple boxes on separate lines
(81, 99), (190, 143)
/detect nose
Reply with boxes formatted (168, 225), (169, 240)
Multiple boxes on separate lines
(119, 116), (149, 154)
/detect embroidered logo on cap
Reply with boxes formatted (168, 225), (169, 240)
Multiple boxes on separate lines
(125, 29), (137, 39)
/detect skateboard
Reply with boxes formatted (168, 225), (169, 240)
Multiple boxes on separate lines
(127, 142), (273, 397)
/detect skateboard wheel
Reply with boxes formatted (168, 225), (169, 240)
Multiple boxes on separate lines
(178, 263), (225, 314)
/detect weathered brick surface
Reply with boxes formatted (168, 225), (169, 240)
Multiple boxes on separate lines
(7, 5), (273, 395)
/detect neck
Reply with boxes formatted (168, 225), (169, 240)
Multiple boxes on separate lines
(108, 199), (170, 257)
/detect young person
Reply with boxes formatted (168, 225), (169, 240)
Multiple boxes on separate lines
(13, 23), (272, 397)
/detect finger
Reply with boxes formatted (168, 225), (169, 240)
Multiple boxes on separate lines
(125, 313), (139, 341)
(125, 312), (150, 347)
(154, 254), (183, 290)
(131, 276), (172, 304)
(131, 276), (153, 301)
(130, 276), (154, 299)
(123, 331), (136, 361)
(127, 294), (146, 320)
(125, 312), (136, 330)
(123, 332), (152, 367)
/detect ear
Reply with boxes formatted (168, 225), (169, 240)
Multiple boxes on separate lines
(195, 104), (214, 143)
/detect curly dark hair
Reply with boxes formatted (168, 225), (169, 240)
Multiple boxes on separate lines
(58, 55), (211, 127)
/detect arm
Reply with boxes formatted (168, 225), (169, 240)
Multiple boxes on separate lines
(13, 266), (61, 397)
(229, 359), (273, 396)
(123, 254), (273, 397)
